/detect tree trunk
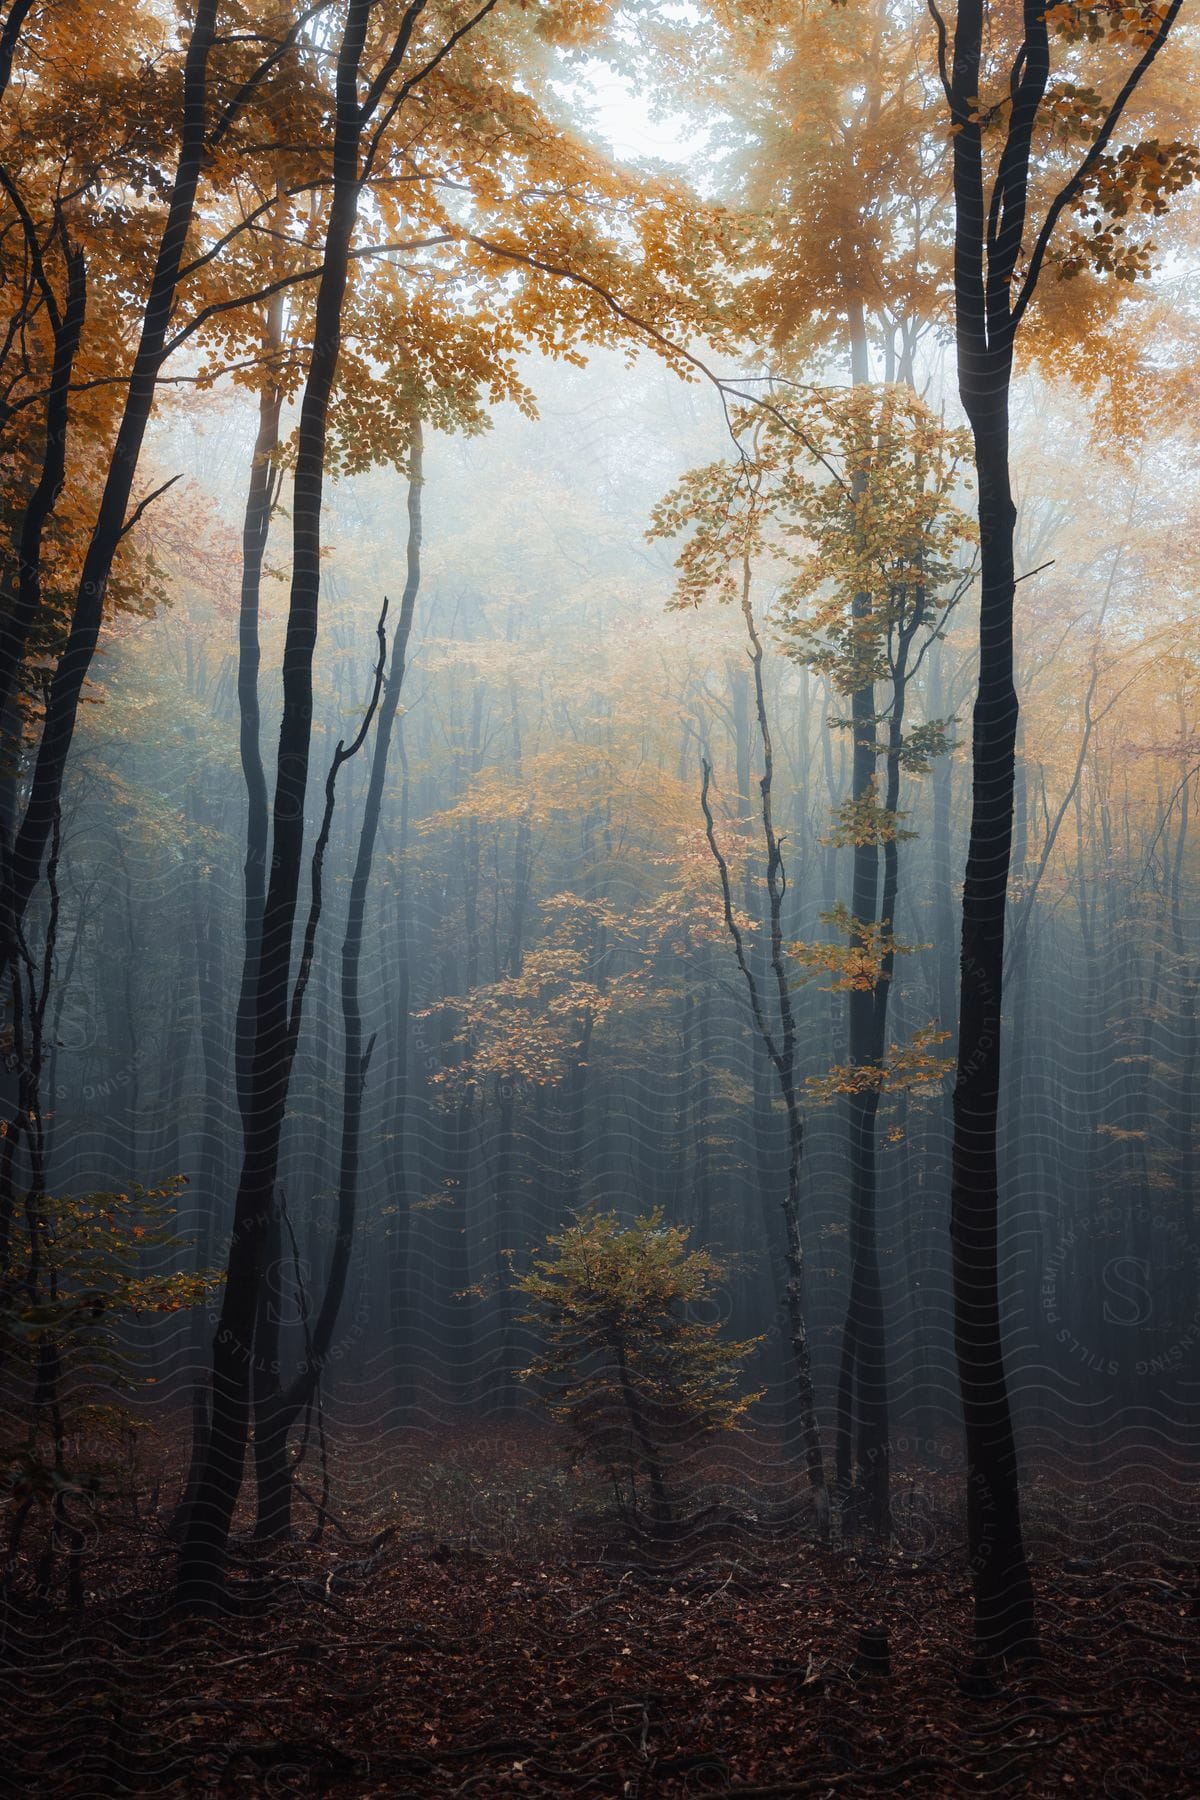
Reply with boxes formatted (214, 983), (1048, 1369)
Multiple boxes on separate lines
(701, 552), (828, 1533)
(234, 292), (285, 1120)
(387, 755), (413, 1402)
(254, 422), (424, 1539)
(950, 407), (1037, 1659)
(176, 0), (373, 1609)
(0, 241), (87, 828)
(3, 0), (218, 953)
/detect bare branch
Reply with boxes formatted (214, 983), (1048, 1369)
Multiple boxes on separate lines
(287, 596), (390, 1057)
(118, 472), (184, 540)
(699, 757), (784, 1080)
(926, 0), (954, 107)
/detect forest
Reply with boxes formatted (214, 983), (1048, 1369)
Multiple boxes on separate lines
(1, 0), (1198, 1792)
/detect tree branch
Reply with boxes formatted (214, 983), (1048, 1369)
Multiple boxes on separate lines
(160, 234), (453, 358)
(118, 472), (184, 540)
(699, 757), (784, 1080)
(287, 596), (390, 1059)
(208, 1), (338, 148)
(1011, 0), (1186, 330)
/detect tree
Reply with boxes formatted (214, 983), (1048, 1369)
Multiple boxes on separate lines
(517, 1209), (761, 1537)
(0, 0), (304, 953)
(176, 0), (466, 1608)
(638, 0), (971, 1547)
(654, 389), (974, 1538)
(934, 0), (1195, 1660)
(774, 387), (970, 1540)
(175, 0), (743, 1603)
(653, 441), (831, 1532)
(0, 0), (330, 1352)
(1, 1177), (210, 1604)
(662, 0), (1195, 1636)
(249, 416), (426, 1537)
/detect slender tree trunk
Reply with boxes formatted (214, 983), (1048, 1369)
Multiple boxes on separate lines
(235, 292), (286, 1119)
(387, 752), (413, 1402)
(947, 0), (1183, 1656)
(173, 805), (229, 1536)
(176, 0), (373, 1607)
(3, 0), (218, 955)
(0, 0), (34, 104)
(0, 242), (86, 835)
(702, 548), (828, 1533)
(181, 302), (286, 1526)
(254, 423), (424, 1538)
(946, 0), (1041, 1661)
(928, 640), (958, 1041)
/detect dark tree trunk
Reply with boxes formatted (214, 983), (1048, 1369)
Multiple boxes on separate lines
(0, 0), (34, 104)
(234, 293), (285, 1120)
(945, 0), (1042, 1662)
(949, 407), (1037, 1659)
(839, 595), (889, 1539)
(927, 640), (959, 1042)
(176, 0), (373, 1608)
(945, 0), (1182, 1656)
(3, 0), (218, 954)
(0, 240), (86, 826)
(254, 422), (424, 1539)
(180, 324), (284, 1533)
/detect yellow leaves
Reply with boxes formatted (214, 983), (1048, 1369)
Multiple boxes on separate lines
(805, 1024), (952, 1104)
(2, 0), (743, 749)
(651, 386), (976, 660)
(517, 1209), (763, 1480)
(420, 891), (623, 1097)
(1051, 137), (1200, 287)
(789, 903), (926, 993)
(1048, 0), (1174, 48)
(822, 789), (917, 850)
(1043, 81), (1109, 146)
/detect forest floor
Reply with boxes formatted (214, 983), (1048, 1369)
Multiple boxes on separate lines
(2, 1414), (1198, 1798)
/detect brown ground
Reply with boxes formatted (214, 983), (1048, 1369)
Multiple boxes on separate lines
(1, 1417), (1197, 1797)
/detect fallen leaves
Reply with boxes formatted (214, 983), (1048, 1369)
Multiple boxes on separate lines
(1, 1416), (1197, 1796)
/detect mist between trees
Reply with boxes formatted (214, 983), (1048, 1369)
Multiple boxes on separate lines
(1, 0), (1198, 1687)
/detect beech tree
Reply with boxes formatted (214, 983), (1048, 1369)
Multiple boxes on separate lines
(176, 0), (504, 1609)
(174, 0), (745, 1601)
(934, 0), (1195, 1660)
(653, 390), (975, 1538)
(773, 388), (972, 1541)
(643, 0), (1198, 1645)
(518, 1210), (761, 1537)
(653, 432), (831, 1531)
